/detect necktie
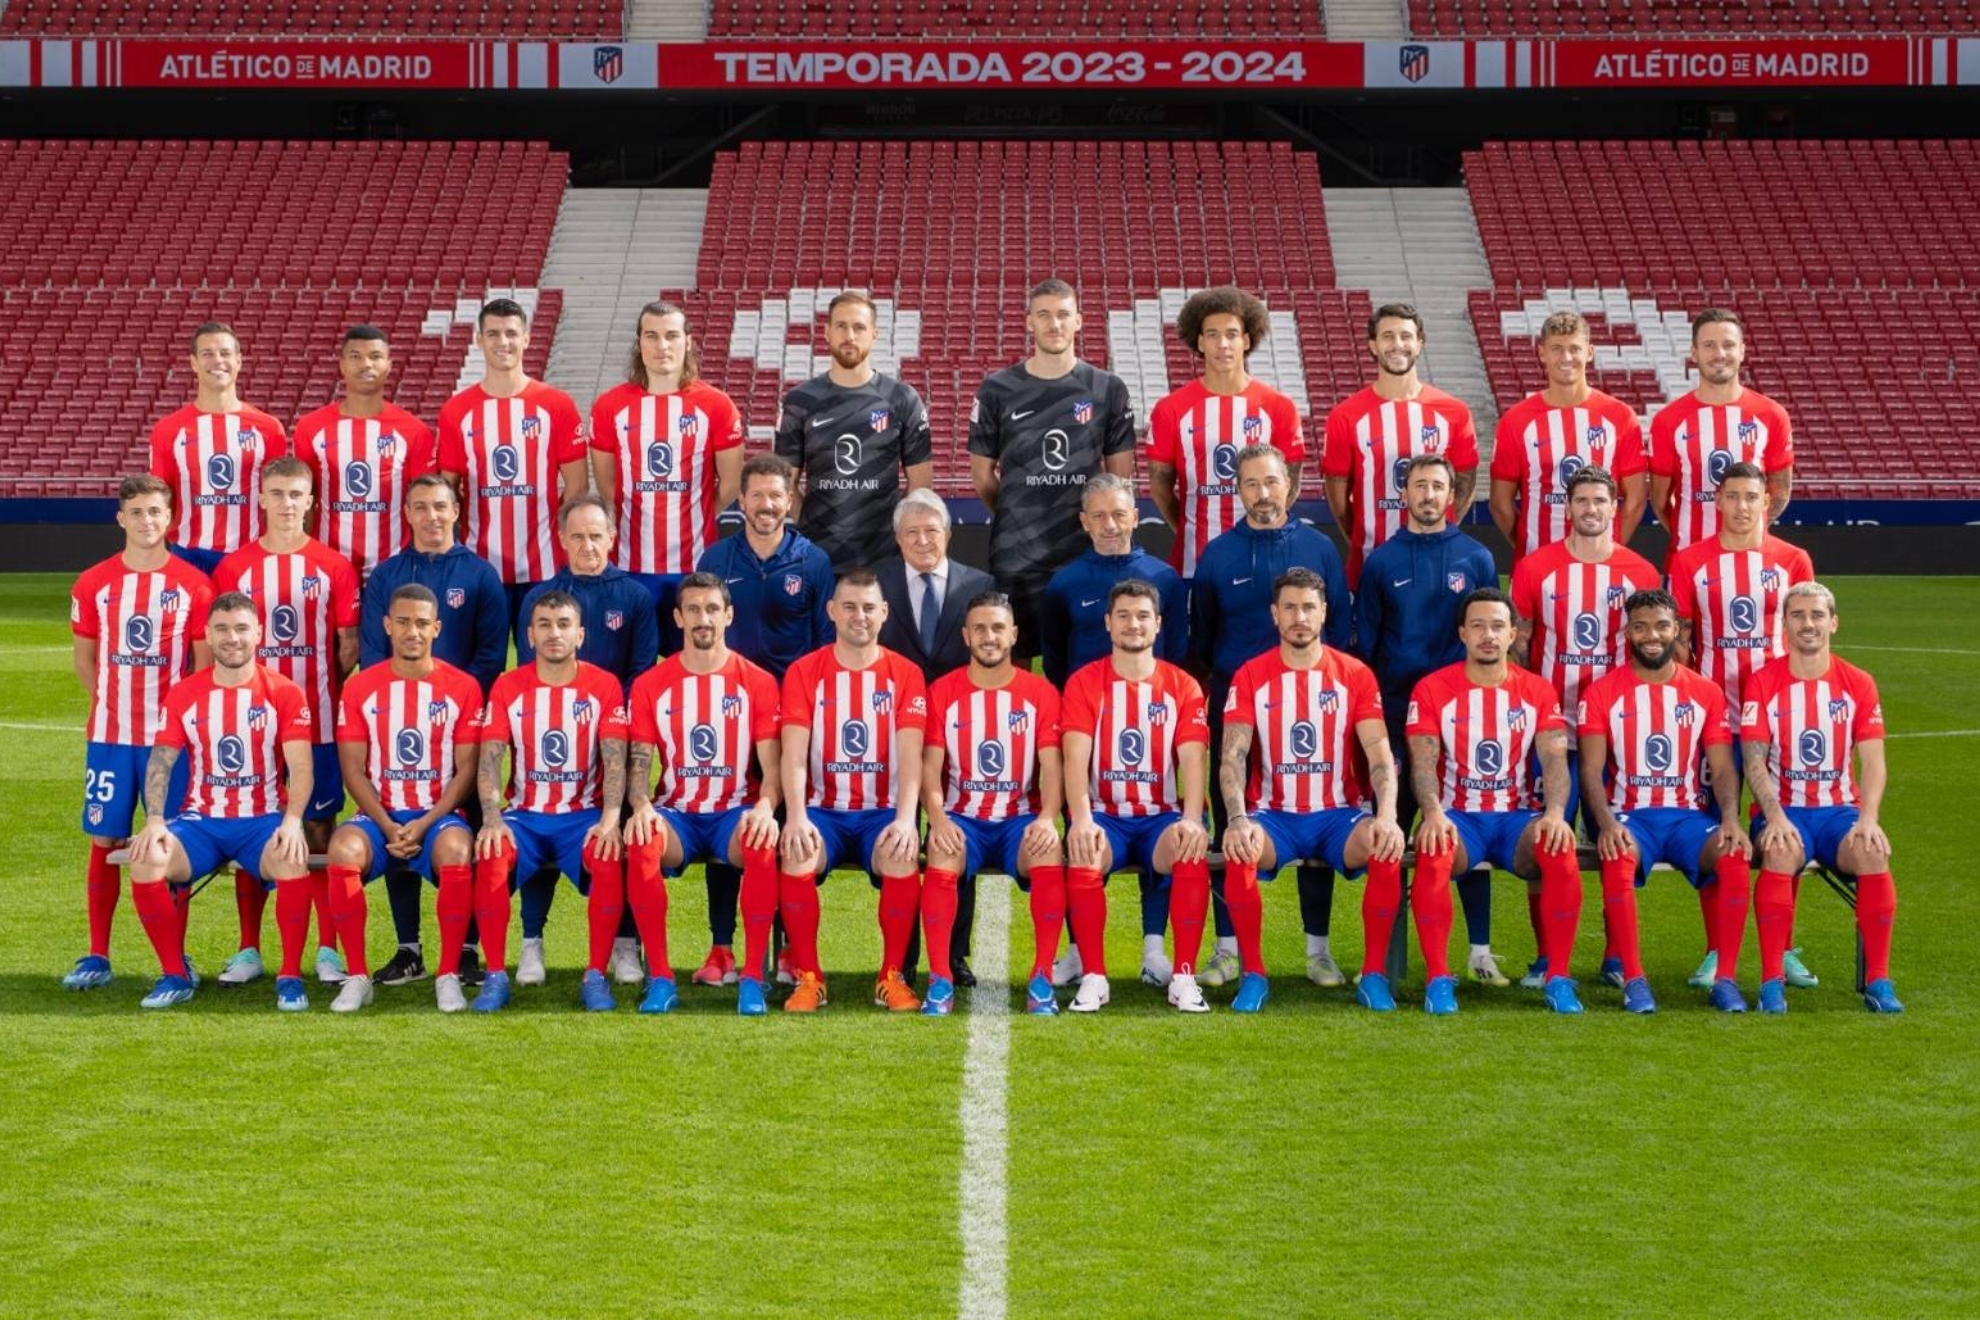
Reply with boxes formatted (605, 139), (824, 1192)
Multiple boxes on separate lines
(919, 571), (941, 656)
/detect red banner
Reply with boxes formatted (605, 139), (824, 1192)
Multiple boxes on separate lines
(1548, 38), (1911, 88)
(655, 41), (1364, 91)
(113, 41), (472, 89)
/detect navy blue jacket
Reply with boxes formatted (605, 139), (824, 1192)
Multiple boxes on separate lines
(360, 543), (509, 694)
(695, 527), (836, 682)
(1038, 548), (1189, 688)
(515, 565), (660, 688)
(1190, 520), (1353, 686)
(1354, 524), (1499, 724)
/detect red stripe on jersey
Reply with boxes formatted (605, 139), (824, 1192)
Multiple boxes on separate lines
(1577, 667), (1730, 813)
(1225, 648), (1382, 813)
(1739, 656), (1885, 809)
(593, 382), (744, 576)
(148, 404), (288, 555)
(212, 539), (360, 743)
(479, 663), (631, 814)
(160, 665), (312, 818)
(1320, 385), (1478, 581)
(1406, 663), (1566, 812)
(1145, 380), (1305, 577)
(437, 382), (585, 584)
(930, 668), (1062, 821)
(1063, 658), (1209, 818)
(1489, 391), (1645, 557)
(629, 653), (780, 813)
(1649, 390), (1793, 554)
(1508, 541), (1661, 713)
(781, 647), (929, 812)
(294, 404), (436, 578)
(70, 555), (212, 744)
(336, 660), (483, 813)
(1668, 535), (1813, 711)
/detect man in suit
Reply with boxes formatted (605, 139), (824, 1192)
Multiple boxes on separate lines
(874, 488), (995, 984)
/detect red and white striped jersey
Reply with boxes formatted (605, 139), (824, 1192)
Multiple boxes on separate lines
(1508, 539), (1662, 713)
(1145, 379), (1306, 577)
(928, 667), (1062, 822)
(476, 662), (631, 814)
(336, 659), (483, 814)
(1490, 390), (1646, 558)
(781, 646), (928, 812)
(1224, 647), (1383, 813)
(1577, 666), (1731, 814)
(1668, 534), (1815, 712)
(148, 403), (289, 555)
(1649, 389), (1793, 557)
(212, 538), (360, 743)
(159, 664), (312, 818)
(629, 652), (781, 814)
(1407, 662), (1567, 813)
(292, 402), (437, 579)
(1063, 658), (1209, 819)
(1320, 384), (1479, 585)
(1739, 656), (1885, 809)
(436, 381), (586, 585)
(592, 381), (745, 576)
(70, 554), (213, 745)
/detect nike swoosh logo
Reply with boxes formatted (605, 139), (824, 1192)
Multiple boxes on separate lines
(725, 577), (745, 585)
(1080, 598), (1102, 608)
(1232, 577), (1251, 585)
(1393, 579), (1411, 587)
(1011, 410), (1035, 420)
(808, 416), (838, 430)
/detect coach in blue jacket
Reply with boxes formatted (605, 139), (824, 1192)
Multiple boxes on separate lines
(1355, 452), (1505, 983)
(359, 473), (508, 694)
(515, 494), (660, 687)
(694, 454), (835, 683)
(1038, 473), (1188, 687)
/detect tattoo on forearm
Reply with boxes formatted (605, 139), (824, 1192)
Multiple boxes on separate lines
(144, 746), (178, 818)
(1367, 757), (1395, 815)
(601, 739), (627, 811)
(1220, 725), (1253, 820)
(628, 744), (653, 807)
(1408, 735), (1442, 816)
(1743, 741), (1781, 816)
(479, 739), (508, 813)
(1539, 730), (1569, 814)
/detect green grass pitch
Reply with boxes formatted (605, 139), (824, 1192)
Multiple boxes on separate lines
(2, 572), (1975, 1316)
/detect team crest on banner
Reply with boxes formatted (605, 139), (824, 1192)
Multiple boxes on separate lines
(1448, 573), (1466, 593)
(605, 610), (624, 632)
(1586, 425), (1608, 448)
(1148, 701), (1169, 726)
(446, 587), (466, 608)
(872, 691), (893, 715)
(247, 705), (269, 730)
(594, 44), (624, 83)
(1072, 400), (1094, 425)
(869, 409), (891, 433)
(784, 575), (804, 596)
(573, 698), (594, 724)
(1399, 43), (1431, 82)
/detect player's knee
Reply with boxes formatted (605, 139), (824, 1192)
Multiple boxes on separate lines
(433, 830), (471, 867)
(1763, 838), (1804, 873)
(326, 828), (368, 868)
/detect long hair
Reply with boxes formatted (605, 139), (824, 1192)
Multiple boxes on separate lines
(626, 301), (701, 389)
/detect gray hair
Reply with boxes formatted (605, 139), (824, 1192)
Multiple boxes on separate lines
(892, 487), (952, 535)
(1082, 472), (1136, 508)
(1784, 580), (1836, 615)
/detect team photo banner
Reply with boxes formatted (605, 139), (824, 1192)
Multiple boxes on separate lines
(0, 36), (1969, 92)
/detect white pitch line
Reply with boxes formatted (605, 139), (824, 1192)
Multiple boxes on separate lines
(1843, 645), (1980, 657)
(1889, 729), (1980, 739)
(0, 721), (75, 733)
(958, 877), (1011, 1320)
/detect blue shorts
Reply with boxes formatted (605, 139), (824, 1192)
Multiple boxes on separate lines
(82, 741), (189, 838)
(306, 743), (345, 821)
(950, 812), (1038, 889)
(808, 805), (895, 886)
(1094, 810), (1179, 879)
(168, 543), (225, 575)
(1255, 806), (1370, 879)
(1753, 804), (1859, 872)
(657, 804), (747, 876)
(1617, 806), (1720, 888)
(1446, 809), (1540, 875)
(167, 812), (286, 886)
(345, 808), (472, 883)
(503, 807), (603, 893)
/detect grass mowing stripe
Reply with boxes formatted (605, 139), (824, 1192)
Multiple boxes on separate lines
(959, 877), (1012, 1320)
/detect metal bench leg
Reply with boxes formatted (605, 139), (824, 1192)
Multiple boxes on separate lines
(1814, 864), (1864, 994)
(1386, 862), (1411, 986)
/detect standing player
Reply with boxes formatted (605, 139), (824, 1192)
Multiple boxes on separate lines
(1059, 580), (1213, 1014)
(1578, 589), (1752, 1014)
(1489, 310), (1647, 560)
(1322, 302), (1480, 586)
(125, 594), (314, 1010)
(1739, 583), (1902, 1013)
(211, 456), (360, 988)
(1147, 286), (1305, 580)
(590, 301), (745, 652)
(622, 574), (784, 1016)
(921, 592), (1066, 1016)
(776, 570), (929, 1012)
(1649, 308), (1793, 563)
(437, 297), (587, 627)
(1219, 569), (1405, 1014)
(149, 321), (288, 573)
(293, 324), (437, 580)
(324, 585), (482, 1013)
(64, 476), (213, 990)
(1406, 589), (1582, 1014)
(773, 289), (933, 570)
(968, 278), (1135, 650)
(1039, 474), (1189, 688)
(469, 592), (630, 1013)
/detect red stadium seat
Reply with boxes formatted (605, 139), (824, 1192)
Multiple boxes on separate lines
(704, 0), (1325, 39)
(1406, 0), (1969, 37)
(0, 0), (624, 35)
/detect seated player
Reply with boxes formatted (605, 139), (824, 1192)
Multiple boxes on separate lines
(1221, 568), (1406, 1014)
(324, 585), (483, 1013)
(921, 592), (1066, 1017)
(469, 592), (630, 1013)
(125, 594), (314, 1010)
(1060, 580), (1213, 1014)
(1406, 588), (1582, 1015)
(777, 570), (929, 1013)
(622, 573), (784, 1017)
(1578, 589), (1753, 1014)
(1739, 582), (1902, 1013)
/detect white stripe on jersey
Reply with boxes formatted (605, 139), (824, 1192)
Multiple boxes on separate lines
(313, 416), (411, 573)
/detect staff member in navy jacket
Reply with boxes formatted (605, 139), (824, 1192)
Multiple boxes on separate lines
(1038, 473), (1189, 688)
(1355, 452), (1507, 988)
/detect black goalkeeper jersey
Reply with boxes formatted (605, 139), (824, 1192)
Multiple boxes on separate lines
(775, 371), (932, 570)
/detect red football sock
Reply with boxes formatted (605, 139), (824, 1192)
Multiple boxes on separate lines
(435, 863), (472, 977)
(1856, 872), (1897, 983)
(311, 870), (337, 951)
(235, 868), (268, 951)
(1406, 851), (1451, 980)
(1697, 882), (1716, 955)
(778, 870), (822, 977)
(737, 844), (778, 984)
(86, 841), (120, 958)
(1026, 864), (1067, 979)
(921, 868), (960, 982)
(274, 878), (313, 979)
(474, 849), (514, 974)
(878, 873), (920, 979)
(1065, 865), (1107, 977)
(131, 881), (188, 978)
(1168, 858), (1210, 976)
(327, 863), (369, 978)
(1536, 843), (1582, 980)
(1755, 868), (1797, 982)
(623, 840), (670, 981)
(1224, 860), (1265, 976)
(1600, 855), (1644, 980)
(584, 846), (626, 976)
(1712, 854), (1751, 981)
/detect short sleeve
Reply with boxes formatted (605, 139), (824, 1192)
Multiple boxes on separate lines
(336, 682), (366, 744)
(1648, 409), (1679, 479)
(1102, 376), (1136, 457)
(965, 378), (1002, 461)
(1853, 671), (1886, 741)
(1320, 404), (1356, 480)
(748, 666), (782, 742)
(1175, 671), (1210, 747)
(1033, 681), (1063, 749)
(1765, 402), (1794, 471)
(70, 574), (97, 637)
(1351, 662), (1386, 726)
(1145, 395), (1178, 467)
(278, 680), (314, 742)
(435, 399), (467, 476)
(627, 671), (661, 744)
(893, 658), (928, 733)
(779, 656), (815, 730)
(711, 390), (745, 452)
(1404, 677), (1438, 739)
(1698, 682), (1732, 746)
(552, 390), (587, 464)
(1508, 556), (1539, 623)
(1222, 667), (1254, 727)
(1445, 403), (1480, 473)
(1610, 407), (1649, 478)
(1060, 668), (1098, 738)
(1272, 395), (1307, 464)
(158, 692), (190, 749)
(588, 389), (618, 456)
(331, 554), (361, 629)
(1489, 413), (1525, 482)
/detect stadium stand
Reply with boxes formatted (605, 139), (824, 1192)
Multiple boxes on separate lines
(0, 0), (624, 38)
(0, 139), (567, 497)
(705, 0), (1324, 39)
(1408, 0), (1971, 37)
(1464, 138), (1980, 499)
(661, 139), (1371, 492)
